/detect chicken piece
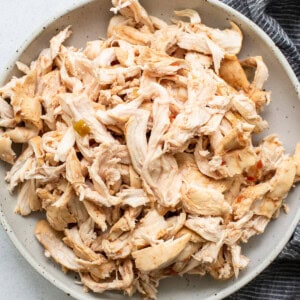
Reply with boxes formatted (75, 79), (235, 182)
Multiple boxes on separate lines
(140, 83), (182, 207)
(129, 165), (142, 188)
(4, 127), (38, 143)
(36, 70), (66, 130)
(46, 203), (76, 232)
(240, 215), (269, 242)
(116, 39), (137, 66)
(97, 65), (141, 85)
(59, 63), (83, 94)
(28, 136), (45, 167)
(132, 233), (190, 272)
(50, 26), (72, 59)
(59, 93), (115, 144)
(163, 212), (186, 240)
(35, 220), (83, 271)
(231, 94), (267, 132)
(177, 31), (225, 73)
(117, 188), (149, 207)
(176, 153), (233, 193)
(68, 194), (89, 226)
(87, 147), (121, 206)
(233, 182), (270, 220)
(125, 110), (149, 175)
(109, 23), (152, 45)
(66, 148), (85, 193)
(174, 9), (201, 24)
(222, 147), (257, 177)
(230, 244), (249, 278)
(135, 273), (159, 300)
(78, 216), (96, 247)
(294, 143), (300, 182)
(219, 56), (249, 91)
(16, 61), (30, 74)
(15, 180), (39, 216)
(111, 0), (154, 31)
(92, 143), (130, 194)
(109, 207), (141, 241)
(172, 242), (202, 273)
(240, 56), (270, 110)
(268, 156), (296, 200)
(83, 40), (105, 60)
(83, 200), (107, 232)
(185, 216), (224, 242)
(51, 183), (73, 208)
(181, 184), (232, 216)
(5, 147), (34, 191)
(164, 58), (215, 152)
(151, 25), (179, 53)
(205, 247), (233, 280)
(81, 259), (134, 294)
(12, 71), (43, 130)
(0, 135), (16, 164)
(258, 135), (285, 173)
(192, 234), (225, 265)
(93, 47), (116, 68)
(198, 22), (243, 56)
(102, 232), (132, 259)
(54, 127), (76, 162)
(252, 157), (296, 218)
(63, 226), (100, 261)
(136, 46), (186, 77)
(59, 46), (99, 99)
(77, 259), (115, 280)
(132, 209), (168, 248)
(10, 71), (35, 121)
(0, 96), (16, 128)
(241, 56), (268, 90)
(215, 125), (251, 155)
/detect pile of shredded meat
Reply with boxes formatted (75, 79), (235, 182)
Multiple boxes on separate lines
(1, 0), (300, 298)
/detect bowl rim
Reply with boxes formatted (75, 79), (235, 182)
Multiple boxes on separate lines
(0, 0), (299, 299)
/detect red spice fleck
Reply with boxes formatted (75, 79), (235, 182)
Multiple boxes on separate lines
(247, 176), (255, 181)
(257, 160), (263, 169)
(221, 159), (226, 166)
(236, 195), (245, 203)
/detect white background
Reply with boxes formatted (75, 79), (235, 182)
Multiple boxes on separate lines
(0, 1), (85, 299)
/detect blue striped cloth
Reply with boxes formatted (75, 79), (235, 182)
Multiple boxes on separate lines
(219, 1), (300, 299)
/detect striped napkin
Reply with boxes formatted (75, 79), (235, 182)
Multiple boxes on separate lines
(220, 0), (300, 299)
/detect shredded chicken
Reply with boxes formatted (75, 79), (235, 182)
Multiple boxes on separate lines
(1, 1), (299, 299)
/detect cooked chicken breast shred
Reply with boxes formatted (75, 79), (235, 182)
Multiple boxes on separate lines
(1, 1), (299, 299)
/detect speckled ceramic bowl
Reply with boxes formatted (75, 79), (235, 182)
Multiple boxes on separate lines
(0, 0), (299, 299)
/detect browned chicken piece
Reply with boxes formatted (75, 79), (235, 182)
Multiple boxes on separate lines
(219, 56), (250, 91)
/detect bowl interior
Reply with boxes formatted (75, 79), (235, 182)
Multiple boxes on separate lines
(0, 1), (299, 299)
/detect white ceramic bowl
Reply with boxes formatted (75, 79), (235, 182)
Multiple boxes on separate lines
(0, 1), (299, 299)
